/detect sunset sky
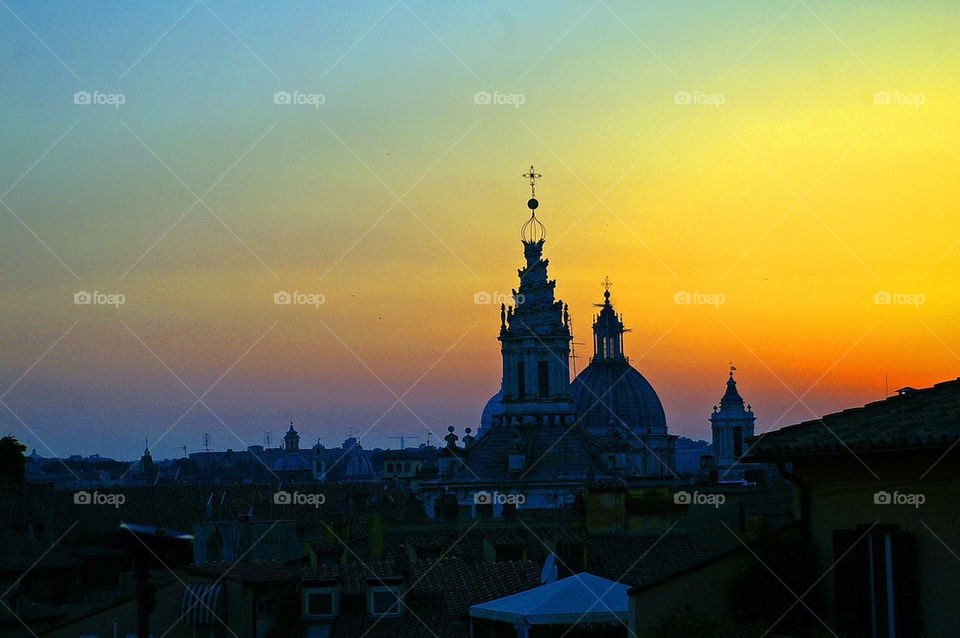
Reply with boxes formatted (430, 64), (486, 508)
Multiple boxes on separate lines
(2, 1), (959, 460)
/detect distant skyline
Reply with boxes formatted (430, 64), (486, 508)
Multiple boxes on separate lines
(2, 1), (960, 460)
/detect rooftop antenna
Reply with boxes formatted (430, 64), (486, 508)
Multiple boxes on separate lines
(885, 374), (889, 397)
(390, 434), (420, 449)
(202, 433), (211, 453)
(569, 315), (585, 377)
(180, 444), (187, 458)
(264, 431), (272, 448)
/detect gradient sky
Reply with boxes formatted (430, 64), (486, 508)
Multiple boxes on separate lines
(2, 1), (959, 460)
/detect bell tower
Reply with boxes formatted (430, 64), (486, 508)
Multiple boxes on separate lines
(493, 166), (576, 428)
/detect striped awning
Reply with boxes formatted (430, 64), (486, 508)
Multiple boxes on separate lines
(180, 582), (225, 625)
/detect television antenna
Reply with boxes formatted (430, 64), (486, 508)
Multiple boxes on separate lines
(390, 434), (420, 449)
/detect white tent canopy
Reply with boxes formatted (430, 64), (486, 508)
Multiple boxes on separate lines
(469, 572), (628, 625)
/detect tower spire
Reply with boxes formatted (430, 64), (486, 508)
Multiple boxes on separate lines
(521, 165), (545, 244)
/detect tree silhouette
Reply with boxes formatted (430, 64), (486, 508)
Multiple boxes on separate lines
(0, 435), (27, 484)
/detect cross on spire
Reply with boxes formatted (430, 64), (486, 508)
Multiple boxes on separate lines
(522, 164), (542, 198)
(601, 276), (613, 292)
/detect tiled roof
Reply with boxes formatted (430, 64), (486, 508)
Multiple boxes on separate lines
(746, 377), (960, 459)
(0, 481), (412, 543)
(186, 560), (298, 584)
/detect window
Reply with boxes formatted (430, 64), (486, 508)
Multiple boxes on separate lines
(369, 585), (402, 617)
(386, 463), (394, 473)
(733, 426), (743, 457)
(516, 362), (525, 397)
(304, 588), (337, 618)
(404, 463), (411, 473)
(538, 361), (550, 397)
(833, 526), (917, 638)
(256, 598), (276, 615)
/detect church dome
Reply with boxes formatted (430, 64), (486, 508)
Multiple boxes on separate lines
(570, 360), (667, 435)
(479, 389), (503, 435)
(271, 452), (311, 472)
(570, 282), (667, 436)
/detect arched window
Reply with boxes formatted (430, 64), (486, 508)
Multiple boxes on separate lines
(386, 463), (394, 473)
(404, 463), (411, 473)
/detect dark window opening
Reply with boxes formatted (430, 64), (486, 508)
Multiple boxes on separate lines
(733, 426), (743, 457)
(538, 361), (550, 397)
(517, 362), (525, 398)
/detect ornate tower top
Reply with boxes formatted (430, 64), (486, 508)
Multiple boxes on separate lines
(592, 277), (627, 362)
(521, 165), (545, 244)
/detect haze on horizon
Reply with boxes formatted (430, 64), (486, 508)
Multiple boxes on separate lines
(2, 1), (959, 461)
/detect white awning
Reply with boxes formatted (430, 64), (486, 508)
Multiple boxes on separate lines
(180, 582), (225, 625)
(469, 572), (628, 625)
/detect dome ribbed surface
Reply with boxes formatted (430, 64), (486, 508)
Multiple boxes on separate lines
(570, 360), (667, 434)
